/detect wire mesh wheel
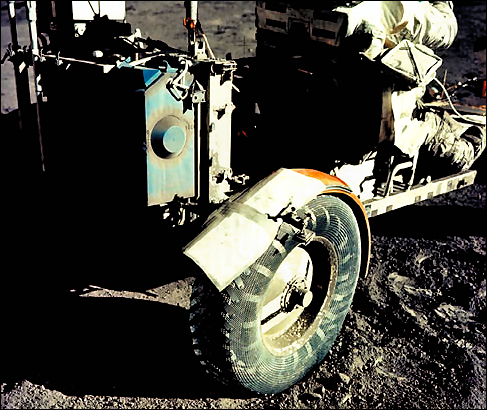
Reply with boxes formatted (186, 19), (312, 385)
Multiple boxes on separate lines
(189, 194), (361, 394)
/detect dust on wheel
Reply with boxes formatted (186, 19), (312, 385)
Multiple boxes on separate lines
(189, 194), (362, 394)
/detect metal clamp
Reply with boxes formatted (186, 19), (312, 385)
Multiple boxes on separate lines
(267, 202), (314, 244)
(166, 57), (192, 101)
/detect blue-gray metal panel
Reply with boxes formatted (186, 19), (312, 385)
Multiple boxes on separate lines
(145, 71), (195, 205)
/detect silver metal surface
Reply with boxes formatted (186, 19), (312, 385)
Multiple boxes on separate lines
(364, 170), (477, 218)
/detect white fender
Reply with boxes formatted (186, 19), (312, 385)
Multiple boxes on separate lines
(183, 168), (328, 291)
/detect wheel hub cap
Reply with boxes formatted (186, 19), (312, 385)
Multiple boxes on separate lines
(282, 279), (313, 311)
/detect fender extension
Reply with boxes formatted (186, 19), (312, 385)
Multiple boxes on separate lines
(183, 168), (371, 291)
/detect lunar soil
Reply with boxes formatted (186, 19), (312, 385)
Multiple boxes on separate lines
(1, 1), (485, 409)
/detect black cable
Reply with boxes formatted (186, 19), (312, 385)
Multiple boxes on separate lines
(87, 1), (97, 17)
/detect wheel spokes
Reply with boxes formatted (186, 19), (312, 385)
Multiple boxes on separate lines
(261, 246), (313, 337)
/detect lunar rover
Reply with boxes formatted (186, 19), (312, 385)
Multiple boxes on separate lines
(2, 0), (485, 395)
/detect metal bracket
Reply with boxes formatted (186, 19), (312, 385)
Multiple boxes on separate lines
(192, 89), (205, 103)
(227, 173), (249, 186)
(384, 151), (419, 197)
(166, 57), (192, 101)
(294, 227), (315, 245)
(267, 202), (314, 244)
(191, 79), (206, 103)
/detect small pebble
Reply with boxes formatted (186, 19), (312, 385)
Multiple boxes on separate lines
(300, 392), (322, 402)
(338, 373), (351, 384)
(340, 393), (352, 405)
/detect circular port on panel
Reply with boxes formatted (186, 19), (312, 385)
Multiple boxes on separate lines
(151, 116), (187, 158)
(163, 126), (186, 155)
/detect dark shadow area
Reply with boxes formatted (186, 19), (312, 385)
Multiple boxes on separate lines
(368, 200), (486, 239)
(1, 105), (208, 291)
(1, 214), (253, 399)
(1, 291), (255, 399)
(1, 107), (254, 399)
